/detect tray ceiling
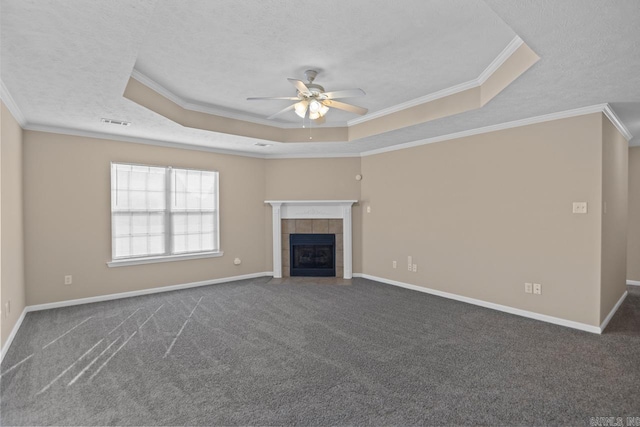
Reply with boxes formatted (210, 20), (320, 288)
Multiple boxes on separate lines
(1, 0), (638, 157)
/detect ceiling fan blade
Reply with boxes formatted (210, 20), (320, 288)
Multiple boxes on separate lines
(267, 103), (296, 120)
(323, 100), (368, 115)
(288, 78), (311, 96)
(247, 96), (300, 101)
(323, 88), (366, 99)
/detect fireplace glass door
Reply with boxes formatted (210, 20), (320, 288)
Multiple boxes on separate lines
(290, 234), (336, 277)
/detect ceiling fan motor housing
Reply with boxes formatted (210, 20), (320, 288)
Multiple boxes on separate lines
(304, 69), (318, 83)
(302, 83), (325, 98)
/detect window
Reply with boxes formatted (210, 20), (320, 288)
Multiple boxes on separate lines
(109, 163), (220, 266)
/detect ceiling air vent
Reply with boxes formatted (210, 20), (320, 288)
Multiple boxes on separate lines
(101, 118), (131, 126)
(254, 143), (272, 147)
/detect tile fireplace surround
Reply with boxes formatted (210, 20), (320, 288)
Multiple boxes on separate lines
(265, 200), (357, 279)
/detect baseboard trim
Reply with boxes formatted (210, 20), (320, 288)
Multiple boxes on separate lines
(599, 291), (628, 333)
(1, 307), (28, 364)
(353, 273), (602, 334)
(627, 280), (640, 286)
(26, 272), (274, 312)
(4, 272), (622, 361)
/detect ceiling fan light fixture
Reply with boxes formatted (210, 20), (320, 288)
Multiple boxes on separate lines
(294, 101), (308, 118)
(309, 99), (321, 113)
(248, 70), (367, 122)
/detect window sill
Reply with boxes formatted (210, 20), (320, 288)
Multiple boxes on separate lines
(107, 251), (224, 268)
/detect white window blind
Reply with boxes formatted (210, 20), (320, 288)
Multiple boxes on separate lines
(111, 163), (219, 261)
(171, 168), (219, 254)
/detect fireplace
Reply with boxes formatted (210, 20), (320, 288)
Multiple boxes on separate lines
(265, 200), (357, 279)
(290, 234), (335, 277)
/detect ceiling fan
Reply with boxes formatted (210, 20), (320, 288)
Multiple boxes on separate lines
(247, 70), (368, 123)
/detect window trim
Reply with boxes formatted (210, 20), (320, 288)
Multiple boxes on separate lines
(107, 250), (224, 268)
(108, 162), (222, 265)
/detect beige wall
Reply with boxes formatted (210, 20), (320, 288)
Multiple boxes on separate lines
(361, 114), (604, 326)
(11, 112), (631, 329)
(23, 131), (267, 305)
(22, 132), (366, 306)
(600, 117), (628, 322)
(629, 147), (640, 281)
(1, 102), (26, 349)
(264, 158), (362, 273)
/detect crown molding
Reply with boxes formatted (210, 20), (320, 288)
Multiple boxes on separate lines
(23, 122), (355, 159)
(264, 151), (361, 159)
(347, 36), (524, 127)
(23, 121), (362, 160)
(23, 123), (267, 158)
(360, 104), (612, 157)
(0, 80), (27, 127)
(602, 104), (632, 141)
(477, 36), (524, 84)
(23, 104), (629, 160)
(130, 70), (310, 129)
(347, 79), (479, 126)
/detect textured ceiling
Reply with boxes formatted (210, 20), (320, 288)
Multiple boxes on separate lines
(1, 0), (639, 157)
(134, 0), (514, 125)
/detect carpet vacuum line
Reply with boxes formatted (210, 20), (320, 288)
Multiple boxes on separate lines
(89, 331), (137, 381)
(0, 354), (33, 377)
(108, 308), (142, 335)
(67, 336), (122, 386)
(163, 296), (202, 358)
(138, 304), (164, 329)
(36, 338), (104, 395)
(42, 316), (94, 349)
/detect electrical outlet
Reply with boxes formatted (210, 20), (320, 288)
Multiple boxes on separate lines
(64, 275), (73, 285)
(366, 206), (371, 213)
(392, 260), (397, 269)
(533, 283), (542, 295)
(572, 202), (587, 214)
(408, 256), (412, 271)
(525, 283), (533, 294)
(412, 264), (417, 272)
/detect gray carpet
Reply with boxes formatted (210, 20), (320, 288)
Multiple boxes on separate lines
(1, 277), (639, 426)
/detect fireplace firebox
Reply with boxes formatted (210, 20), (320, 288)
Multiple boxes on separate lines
(290, 234), (336, 277)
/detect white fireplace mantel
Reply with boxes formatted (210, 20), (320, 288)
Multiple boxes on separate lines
(265, 200), (357, 279)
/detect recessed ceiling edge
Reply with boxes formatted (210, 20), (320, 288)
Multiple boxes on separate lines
(123, 39), (539, 144)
